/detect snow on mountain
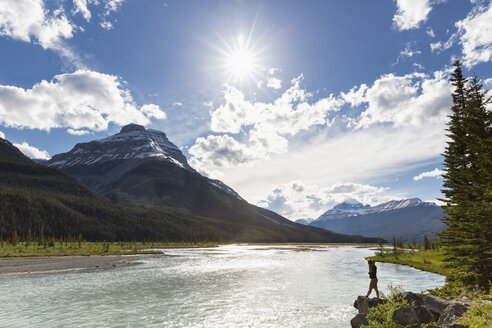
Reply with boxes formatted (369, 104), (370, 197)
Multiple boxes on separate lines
(48, 124), (192, 170)
(314, 198), (437, 222)
(316, 199), (371, 221)
(363, 198), (434, 214)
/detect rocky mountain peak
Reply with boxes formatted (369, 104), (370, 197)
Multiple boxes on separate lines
(47, 123), (192, 170)
(120, 123), (146, 133)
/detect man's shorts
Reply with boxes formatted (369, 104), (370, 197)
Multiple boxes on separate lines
(370, 278), (378, 289)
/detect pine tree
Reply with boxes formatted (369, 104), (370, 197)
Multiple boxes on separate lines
(38, 223), (45, 246)
(439, 60), (492, 291)
(10, 230), (18, 246)
(26, 227), (32, 247)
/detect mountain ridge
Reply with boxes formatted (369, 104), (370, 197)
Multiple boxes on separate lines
(309, 198), (445, 242)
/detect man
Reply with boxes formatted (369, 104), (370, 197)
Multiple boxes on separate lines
(366, 259), (379, 298)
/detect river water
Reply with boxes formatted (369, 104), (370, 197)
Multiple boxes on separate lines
(0, 245), (444, 327)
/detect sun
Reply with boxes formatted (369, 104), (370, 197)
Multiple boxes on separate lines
(214, 32), (262, 84)
(224, 34), (258, 81)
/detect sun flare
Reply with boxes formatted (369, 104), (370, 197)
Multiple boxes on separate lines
(217, 33), (261, 83)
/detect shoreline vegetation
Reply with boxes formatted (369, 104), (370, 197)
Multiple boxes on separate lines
(366, 243), (491, 327)
(0, 241), (220, 257)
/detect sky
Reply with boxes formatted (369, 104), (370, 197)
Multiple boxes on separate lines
(1, 0), (492, 221)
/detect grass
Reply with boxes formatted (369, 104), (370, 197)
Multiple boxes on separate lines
(458, 302), (492, 328)
(0, 241), (219, 257)
(368, 248), (450, 276)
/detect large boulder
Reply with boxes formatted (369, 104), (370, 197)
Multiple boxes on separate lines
(415, 305), (437, 324)
(401, 291), (424, 307)
(425, 295), (451, 315)
(350, 313), (369, 328)
(438, 302), (468, 325)
(392, 306), (421, 326)
(353, 296), (387, 315)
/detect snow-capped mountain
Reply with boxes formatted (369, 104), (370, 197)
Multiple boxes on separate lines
(364, 198), (432, 214)
(48, 124), (191, 170)
(316, 199), (371, 221)
(310, 198), (445, 242)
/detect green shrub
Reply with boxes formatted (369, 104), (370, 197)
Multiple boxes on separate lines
(366, 284), (408, 328)
(458, 303), (492, 328)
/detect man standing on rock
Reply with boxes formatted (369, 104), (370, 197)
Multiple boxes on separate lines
(365, 260), (379, 298)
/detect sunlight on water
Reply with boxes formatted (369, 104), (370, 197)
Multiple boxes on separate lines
(0, 245), (444, 328)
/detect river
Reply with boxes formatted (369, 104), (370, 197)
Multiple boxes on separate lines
(0, 245), (445, 327)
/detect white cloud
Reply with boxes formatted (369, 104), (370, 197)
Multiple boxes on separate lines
(254, 180), (396, 220)
(218, 122), (447, 208)
(356, 71), (452, 127)
(430, 32), (458, 54)
(189, 134), (258, 168)
(267, 77), (282, 89)
(0, 70), (162, 132)
(140, 104), (167, 120)
(67, 128), (90, 135)
(484, 77), (492, 89)
(341, 84), (368, 107)
(0, 130), (4, 139)
(100, 21), (113, 30)
(400, 45), (422, 58)
(426, 27), (435, 38)
(393, 0), (432, 30)
(173, 102), (183, 107)
(0, 0), (74, 50)
(268, 67), (281, 75)
(0, 0), (127, 67)
(73, 0), (91, 21)
(191, 76), (344, 173)
(456, 1), (492, 67)
(100, 0), (126, 29)
(13, 141), (50, 160)
(413, 168), (445, 180)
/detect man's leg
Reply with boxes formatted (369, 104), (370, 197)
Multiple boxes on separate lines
(375, 287), (379, 298)
(366, 287), (372, 297)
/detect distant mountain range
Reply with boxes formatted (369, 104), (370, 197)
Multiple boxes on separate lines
(298, 198), (446, 242)
(0, 124), (379, 243)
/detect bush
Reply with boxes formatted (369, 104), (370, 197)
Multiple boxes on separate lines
(366, 284), (408, 328)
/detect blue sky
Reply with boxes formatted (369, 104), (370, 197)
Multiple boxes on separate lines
(1, 0), (492, 220)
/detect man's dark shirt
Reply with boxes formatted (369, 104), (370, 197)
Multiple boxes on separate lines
(369, 265), (377, 279)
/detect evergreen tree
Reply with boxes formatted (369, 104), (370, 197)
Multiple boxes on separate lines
(439, 60), (492, 291)
(26, 227), (32, 246)
(38, 223), (45, 246)
(10, 230), (18, 246)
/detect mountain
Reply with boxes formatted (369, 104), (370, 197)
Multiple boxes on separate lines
(40, 125), (381, 243)
(309, 198), (446, 242)
(295, 218), (315, 225)
(316, 199), (371, 221)
(0, 135), (378, 243)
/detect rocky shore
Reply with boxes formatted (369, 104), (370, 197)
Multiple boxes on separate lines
(351, 292), (472, 328)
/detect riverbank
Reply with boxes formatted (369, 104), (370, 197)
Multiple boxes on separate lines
(368, 248), (450, 276)
(0, 254), (150, 276)
(0, 241), (219, 257)
(365, 248), (491, 327)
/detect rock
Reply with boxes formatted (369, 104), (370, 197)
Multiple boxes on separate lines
(392, 306), (421, 326)
(448, 324), (468, 328)
(425, 295), (451, 315)
(415, 305), (437, 324)
(350, 313), (369, 328)
(401, 291), (424, 307)
(438, 302), (468, 325)
(353, 296), (387, 315)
